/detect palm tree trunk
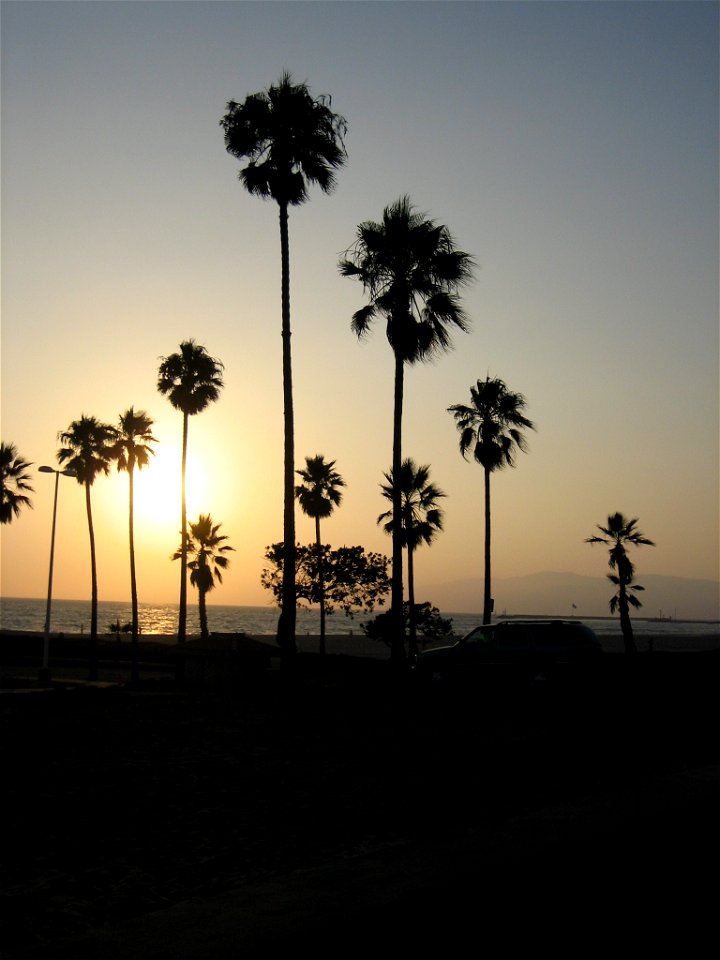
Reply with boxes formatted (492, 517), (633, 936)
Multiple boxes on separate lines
(316, 515), (326, 656)
(618, 584), (637, 655)
(129, 465), (139, 684)
(277, 200), (297, 654)
(407, 545), (418, 661)
(86, 483), (99, 681)
(391, 349), (405, 662)
(178, 412), (188, 643)
(483, 465), (492, 625)
(198, 585), (209, 639)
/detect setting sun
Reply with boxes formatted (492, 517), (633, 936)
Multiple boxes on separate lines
(133, 449), (209, 535)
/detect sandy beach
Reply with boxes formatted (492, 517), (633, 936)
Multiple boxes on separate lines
(2, 633), (719, 956)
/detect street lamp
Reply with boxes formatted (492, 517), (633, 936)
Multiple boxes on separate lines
(38, 465), (76, 680)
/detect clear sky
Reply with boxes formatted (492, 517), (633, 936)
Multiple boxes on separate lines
(1, 0), (718, 614)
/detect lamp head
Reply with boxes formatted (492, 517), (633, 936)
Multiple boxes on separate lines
(39, 465), (77, 478)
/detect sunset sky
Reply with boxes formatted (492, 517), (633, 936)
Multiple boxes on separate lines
(1, 1), (718, 616)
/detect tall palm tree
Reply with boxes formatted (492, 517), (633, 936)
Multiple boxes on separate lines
(57, 415), (117, 679)
(172, 514), (234, 639)
(157, 340), (224, 643)
(340, 197), (473, 660)
(110, 408), (157, 683)
(378, 459), (446, 659)
(586, 512), (655, 654)
(0, 442), (34, 523)
(222, 73), (347, 653)
(448, 376), (535, 625)
(295, 454), (345, 655)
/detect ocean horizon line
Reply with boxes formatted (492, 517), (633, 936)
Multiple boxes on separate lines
(1, 596), (718, 633)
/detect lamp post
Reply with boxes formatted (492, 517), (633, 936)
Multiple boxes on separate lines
(38, 465), (76, 680)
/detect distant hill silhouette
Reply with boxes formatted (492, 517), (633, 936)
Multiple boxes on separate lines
(426, 571), (720, 621)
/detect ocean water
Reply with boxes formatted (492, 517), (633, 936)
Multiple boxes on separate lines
(1, 596), (717, 642)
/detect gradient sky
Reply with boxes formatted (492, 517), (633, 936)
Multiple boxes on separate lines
(1, 0), (718, 615)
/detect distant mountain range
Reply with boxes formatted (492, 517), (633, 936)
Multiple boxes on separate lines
(426, 571), (720, 621)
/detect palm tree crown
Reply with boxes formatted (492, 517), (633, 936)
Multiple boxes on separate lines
(111, 408), (157, 475)
(339, 195), (474, 364)
(157, 340), (224, 416)
(378, 459), (446, 551)
(57, 416), (117, 485)
(0, 442), (34, 524)
(586, 512), (655, 567)
(174, 514), (234, 593)
(221, 72), (348, 207)
(295, 455), (345, 522)
(448, 376), (535, 473)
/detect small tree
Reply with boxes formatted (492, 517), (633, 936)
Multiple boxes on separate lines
(586, 512), (655, 654)
(363, 602), (454, 650)
(261, 543), (390, 629)
(110, 407), (157, 683)
(158, 340), (224, 643)
(378, 459), (446, 659)
(57, 415), (117, 679)
(448, 376), (535, 624)
(295, 455), (345, 654)
(173, 514), (234, 639)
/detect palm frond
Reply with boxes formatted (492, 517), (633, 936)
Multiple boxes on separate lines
(0, 442), (34, 523)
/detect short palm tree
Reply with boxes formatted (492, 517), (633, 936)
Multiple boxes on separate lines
(157, 340), (224, 643)
(295, 454), (345, 654)
(0, 442), (34, 524)
(172, 514), (234, 639)
(586, 512), (655, 654)
(340, 196), (473, 660)
(110, 408), (157, 682)
(57, 415), (117, 679)
(222, 73), (347, 654)
(448, 376), (535, 624)
(378, 459), (446, 659)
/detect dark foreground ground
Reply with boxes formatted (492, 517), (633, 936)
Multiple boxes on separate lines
(2, 645), (719, 957)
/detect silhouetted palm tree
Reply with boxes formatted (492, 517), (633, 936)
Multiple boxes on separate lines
(157, 340), (224, 643)
(0, 442), (34, 524)
(586, 512), (655, 654)
(172, 514), (234, 639)
(295, 455), (345, 654)
(340, 197), (473, 660)
(222, 73), (347, 653)
(110, 408), (157, 682)
(448, 376), (535, 624)
(378, 459), (446, 659)
(57, 415), (117, 679)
